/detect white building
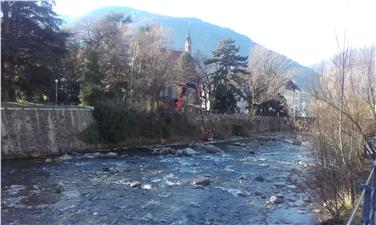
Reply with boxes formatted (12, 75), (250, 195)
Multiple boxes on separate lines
(279, 80), (314, 117)
(236, 96), (248, 114)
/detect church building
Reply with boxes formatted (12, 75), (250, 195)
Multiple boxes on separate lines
(158, 29), (201, 111)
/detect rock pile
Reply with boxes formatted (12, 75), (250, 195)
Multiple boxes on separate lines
(151, 147), (199, 156)
(151, 147), (175, 155)
(202, 144), (223, 154)
(192, 176), (211, 186)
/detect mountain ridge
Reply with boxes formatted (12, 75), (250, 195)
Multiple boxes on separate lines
(71, 6), (258, 57)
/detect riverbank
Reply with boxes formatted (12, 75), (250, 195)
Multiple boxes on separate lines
(1, 107), (293, 159)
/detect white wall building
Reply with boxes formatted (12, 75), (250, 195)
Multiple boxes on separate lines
(279, 80), (314, 117)
(236, 97), (248, 114)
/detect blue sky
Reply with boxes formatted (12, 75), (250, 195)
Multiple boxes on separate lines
(54, 0), (376, 67)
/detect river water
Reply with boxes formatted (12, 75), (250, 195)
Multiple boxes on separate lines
(2, 134), (318, 225)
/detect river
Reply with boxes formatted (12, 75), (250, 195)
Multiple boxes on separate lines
(1, 134), (318, 225)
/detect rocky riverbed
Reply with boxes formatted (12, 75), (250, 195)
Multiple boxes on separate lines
(2, 134), (318, 225)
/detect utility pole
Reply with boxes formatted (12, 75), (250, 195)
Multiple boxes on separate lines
(55, 79), (58, 105)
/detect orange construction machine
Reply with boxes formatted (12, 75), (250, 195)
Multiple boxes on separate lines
(171, 82), (213, 141)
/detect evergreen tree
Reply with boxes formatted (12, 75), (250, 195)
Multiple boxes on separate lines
(205, 39), (248, 113)
(79, 49), (106, 106)
(1, 0), (69, 101)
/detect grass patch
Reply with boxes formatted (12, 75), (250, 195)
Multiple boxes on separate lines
(1, 102), (92, 109)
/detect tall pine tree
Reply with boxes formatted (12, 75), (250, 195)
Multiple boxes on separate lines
(1, 0), (69, 101)
(205, 39), (248, 113)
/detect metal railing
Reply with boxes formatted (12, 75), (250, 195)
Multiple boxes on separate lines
(346, 160), (376, 225)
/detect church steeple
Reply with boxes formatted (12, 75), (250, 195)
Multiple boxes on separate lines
(184, 28), (192, 54)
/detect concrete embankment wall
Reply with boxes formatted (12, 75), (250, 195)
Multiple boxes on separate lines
(207, 114), (292, 133)
(1, 108), (292, 159)
(190, 113), (292, 137)
(1, 108), (94, 159)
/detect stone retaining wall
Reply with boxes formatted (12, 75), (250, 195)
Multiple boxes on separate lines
(1, 109), (292, 159)
(192, 114), (292, 133)
(1, 108), (94, 159)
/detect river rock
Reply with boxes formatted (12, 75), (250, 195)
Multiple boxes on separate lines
(183, 148), (198, 156)
(152, 149), (160, 155)
(142, 213), (153, 221)
(204, 144), (223, 153)
(236, 190), (250, 197)
(152, 147), (173, 155)
(105, 152), (118, 157)
(129, 181), (141, 188)
(142, 184), (152, 190)
(81, 153), (95, 159)
(162, 147), (172, 154)
(303, 196), (312, 203)
(298, 160), (308, 167)
(254, 176), (265, 182)
(225, 188), (250, 197)
(269, 195), (284, 204)
(192, 177), (210, 186)
(104, 167), (121, 173)
(92, 152), (101, 157)
(45, 158), (53, 163)
(292, 135), (303, 145)
(254, 191), (267, 199)
(233, 142), (246, 147)
(59, 154), (73, 160)
(174, 149), (182, 156)
(274, 183), (286, 188)
(248, 150), (256, 154)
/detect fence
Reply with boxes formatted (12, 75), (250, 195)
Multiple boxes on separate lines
(346, 160), (376, 225)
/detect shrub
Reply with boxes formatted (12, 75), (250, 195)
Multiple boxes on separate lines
(79, 124), (101, 144)
(80, 104), (200, 144)
(80, 85), (106, 106)
(92, 103), (129, 143)
(232, 124), (248, 137)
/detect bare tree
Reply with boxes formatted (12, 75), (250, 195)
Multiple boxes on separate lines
(72, 13), (132, 104)
(194, 51), (212, 110)
(307, 43), (376, 220)
(357, 45), (376, 121)
(129, 24), (173, 111)
(312, 46), (376, 158)
(244, 46), (295, 115)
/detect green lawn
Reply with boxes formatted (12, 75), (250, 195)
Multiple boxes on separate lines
(1, 102), (93, 109)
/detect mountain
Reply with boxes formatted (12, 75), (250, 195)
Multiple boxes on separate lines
(70, 6), (257, 57)
(64, 6), (318, 90)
